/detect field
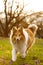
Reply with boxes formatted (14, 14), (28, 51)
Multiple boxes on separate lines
(0, 38), (43, 65)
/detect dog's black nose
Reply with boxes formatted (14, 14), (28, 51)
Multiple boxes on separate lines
(17, 39), (19, 40)
(16, 36), (20, 41)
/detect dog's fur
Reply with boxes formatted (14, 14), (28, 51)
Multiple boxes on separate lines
(10, 24), (38, 61)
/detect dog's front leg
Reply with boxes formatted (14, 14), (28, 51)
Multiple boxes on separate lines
(21, 52), (26, 58)
(12, 48), (16, 61)
(20, 48), (26, 58)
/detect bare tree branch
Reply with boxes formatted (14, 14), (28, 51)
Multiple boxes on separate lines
(8, 0), (14, 20)
(3, 0), (9, 36)
(0, 21), (5, 31)
(16, 0), (24, 17)
(16, 1), (29, 18)
(0, 29), (3, 34)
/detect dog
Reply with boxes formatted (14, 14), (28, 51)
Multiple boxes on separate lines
(10, 24), (38, 61)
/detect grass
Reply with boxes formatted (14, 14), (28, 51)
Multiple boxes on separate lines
(0, 38), (43, 65)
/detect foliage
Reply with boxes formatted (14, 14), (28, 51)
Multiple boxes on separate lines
(26, 11), (43, 38)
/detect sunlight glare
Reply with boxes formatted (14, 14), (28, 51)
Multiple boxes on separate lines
(0, 0), (4, 12)
(0, 0), (43, 13)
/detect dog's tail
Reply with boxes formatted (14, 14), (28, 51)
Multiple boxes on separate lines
(28, 24), (38, 35)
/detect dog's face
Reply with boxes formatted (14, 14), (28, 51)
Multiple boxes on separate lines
(12, 27), (25, 44)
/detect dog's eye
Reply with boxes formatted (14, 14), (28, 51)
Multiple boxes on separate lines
(19, 34), (20, 36)
(19, 33), (21, 36)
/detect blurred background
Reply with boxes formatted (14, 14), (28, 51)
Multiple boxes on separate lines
(0, 0), (43, 38)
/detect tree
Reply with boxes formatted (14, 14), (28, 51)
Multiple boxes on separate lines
(0, 0), (43, 38)
(26, 11), (43, 38)
(37, 21), (43, 38)
(0, 0), (29, 37)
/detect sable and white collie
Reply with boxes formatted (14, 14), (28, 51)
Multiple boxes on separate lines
(10, 24), (38, 61)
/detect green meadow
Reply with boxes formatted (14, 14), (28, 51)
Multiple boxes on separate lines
(0, 38), (43, 65)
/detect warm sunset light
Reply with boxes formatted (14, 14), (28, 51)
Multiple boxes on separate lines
(0, 0), (43, 65)
(0, 0), (43, 12)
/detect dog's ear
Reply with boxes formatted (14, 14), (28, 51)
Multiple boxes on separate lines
(18, 26), (23, 33)
(28, 24), (38, 35)
(12, 26), (17, 33)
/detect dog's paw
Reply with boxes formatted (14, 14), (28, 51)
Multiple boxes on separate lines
(21, 53), (26, 58)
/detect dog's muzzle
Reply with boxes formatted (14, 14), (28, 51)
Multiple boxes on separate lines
(16, 36), (20, 41)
